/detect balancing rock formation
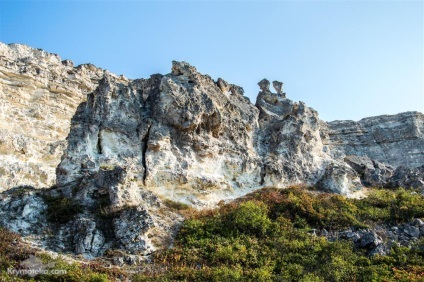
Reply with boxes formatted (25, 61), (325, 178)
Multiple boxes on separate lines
(0, 43), (423, 258)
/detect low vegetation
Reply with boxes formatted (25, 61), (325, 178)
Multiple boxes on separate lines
(1, 187), (424, 281)
(163, 199), (191, 211)
(134, 187), (424, 281)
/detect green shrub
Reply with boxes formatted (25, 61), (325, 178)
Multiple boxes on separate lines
(354, 188), (424, 224)
(86, 273), (109, 282)
(144, 187), (424, 281)
(210, 266), (242, 281)
(226, 201), (272, 237)
(300, 273), (324, 282)
(247, 265), (274, 282)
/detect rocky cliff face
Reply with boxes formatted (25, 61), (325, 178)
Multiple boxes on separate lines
(0, 43), (423, 259)
(0, 43), (127, 191)
(324, 112), (424, 189)
(326, 112), (424, 168)
(57, 62), (263, 206)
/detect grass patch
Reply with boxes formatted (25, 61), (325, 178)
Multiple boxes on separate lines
(163, 199), (191, 211)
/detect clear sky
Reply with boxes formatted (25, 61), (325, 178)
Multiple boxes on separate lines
(1, 0), (423, 121)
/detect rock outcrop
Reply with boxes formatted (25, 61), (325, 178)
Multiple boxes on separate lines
(0, 43), (127, 191)
(57, 61), (262, 207)
(256, 79), (329, 186)
(0, 174), (181, 259)
(343, 155), (424, 188)
(322, 218), (424, 257)
(0, 42), (423, 258)
(326, 112), (424, 168)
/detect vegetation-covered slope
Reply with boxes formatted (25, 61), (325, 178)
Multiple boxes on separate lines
(136, 187), (424, 281)
(2, 187), (424, 281)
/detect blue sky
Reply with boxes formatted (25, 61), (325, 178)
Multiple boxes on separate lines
(1, 0), (423, 121)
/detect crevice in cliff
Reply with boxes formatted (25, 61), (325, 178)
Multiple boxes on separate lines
(260, 164), (266, 185)
(97, 130), (103, 154)
(141, 125), (151, 184)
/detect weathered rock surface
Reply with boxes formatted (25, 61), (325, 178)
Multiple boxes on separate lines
(257, 79), (341, 190)
(344, 155), (395, 187)
(0, 43), (127, 191)
(2, 43), (422, 198)
(57, 61), (262, 206)
(0, 168), (182, 259)
(387, 165), (424, 189)
(317, 162), (362, 194)
(323, 219), (424, 256)
(343, 155), (424, 189)
(326, 112), (424, 169)
(0, 42), (423, 258)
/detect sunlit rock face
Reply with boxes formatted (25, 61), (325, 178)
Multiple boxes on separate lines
(57, 62), (368, 206)
(324, 112), (424, 189)
(326, 112), (424, 169)
(255, 79), (329, 187)
(57, 61), (263, 206)
(0, 43), (127, 191)
(2, 42), (422, 201)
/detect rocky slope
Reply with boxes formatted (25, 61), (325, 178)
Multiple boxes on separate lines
(0, 42), (423, 258)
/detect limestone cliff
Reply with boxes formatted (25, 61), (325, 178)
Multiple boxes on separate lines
(0, 43), (127, 191)
(0, 42), (423, 258)
(57, 62), (262, 206)
(326, 112), (424, 168)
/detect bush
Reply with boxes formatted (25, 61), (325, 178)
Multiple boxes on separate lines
(0, 228), (124, 281)
(226, 201), (272, 237)
(210, 266), (242, 281)
(354, 188), (424, 224)
(0, 228), (32, 272)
